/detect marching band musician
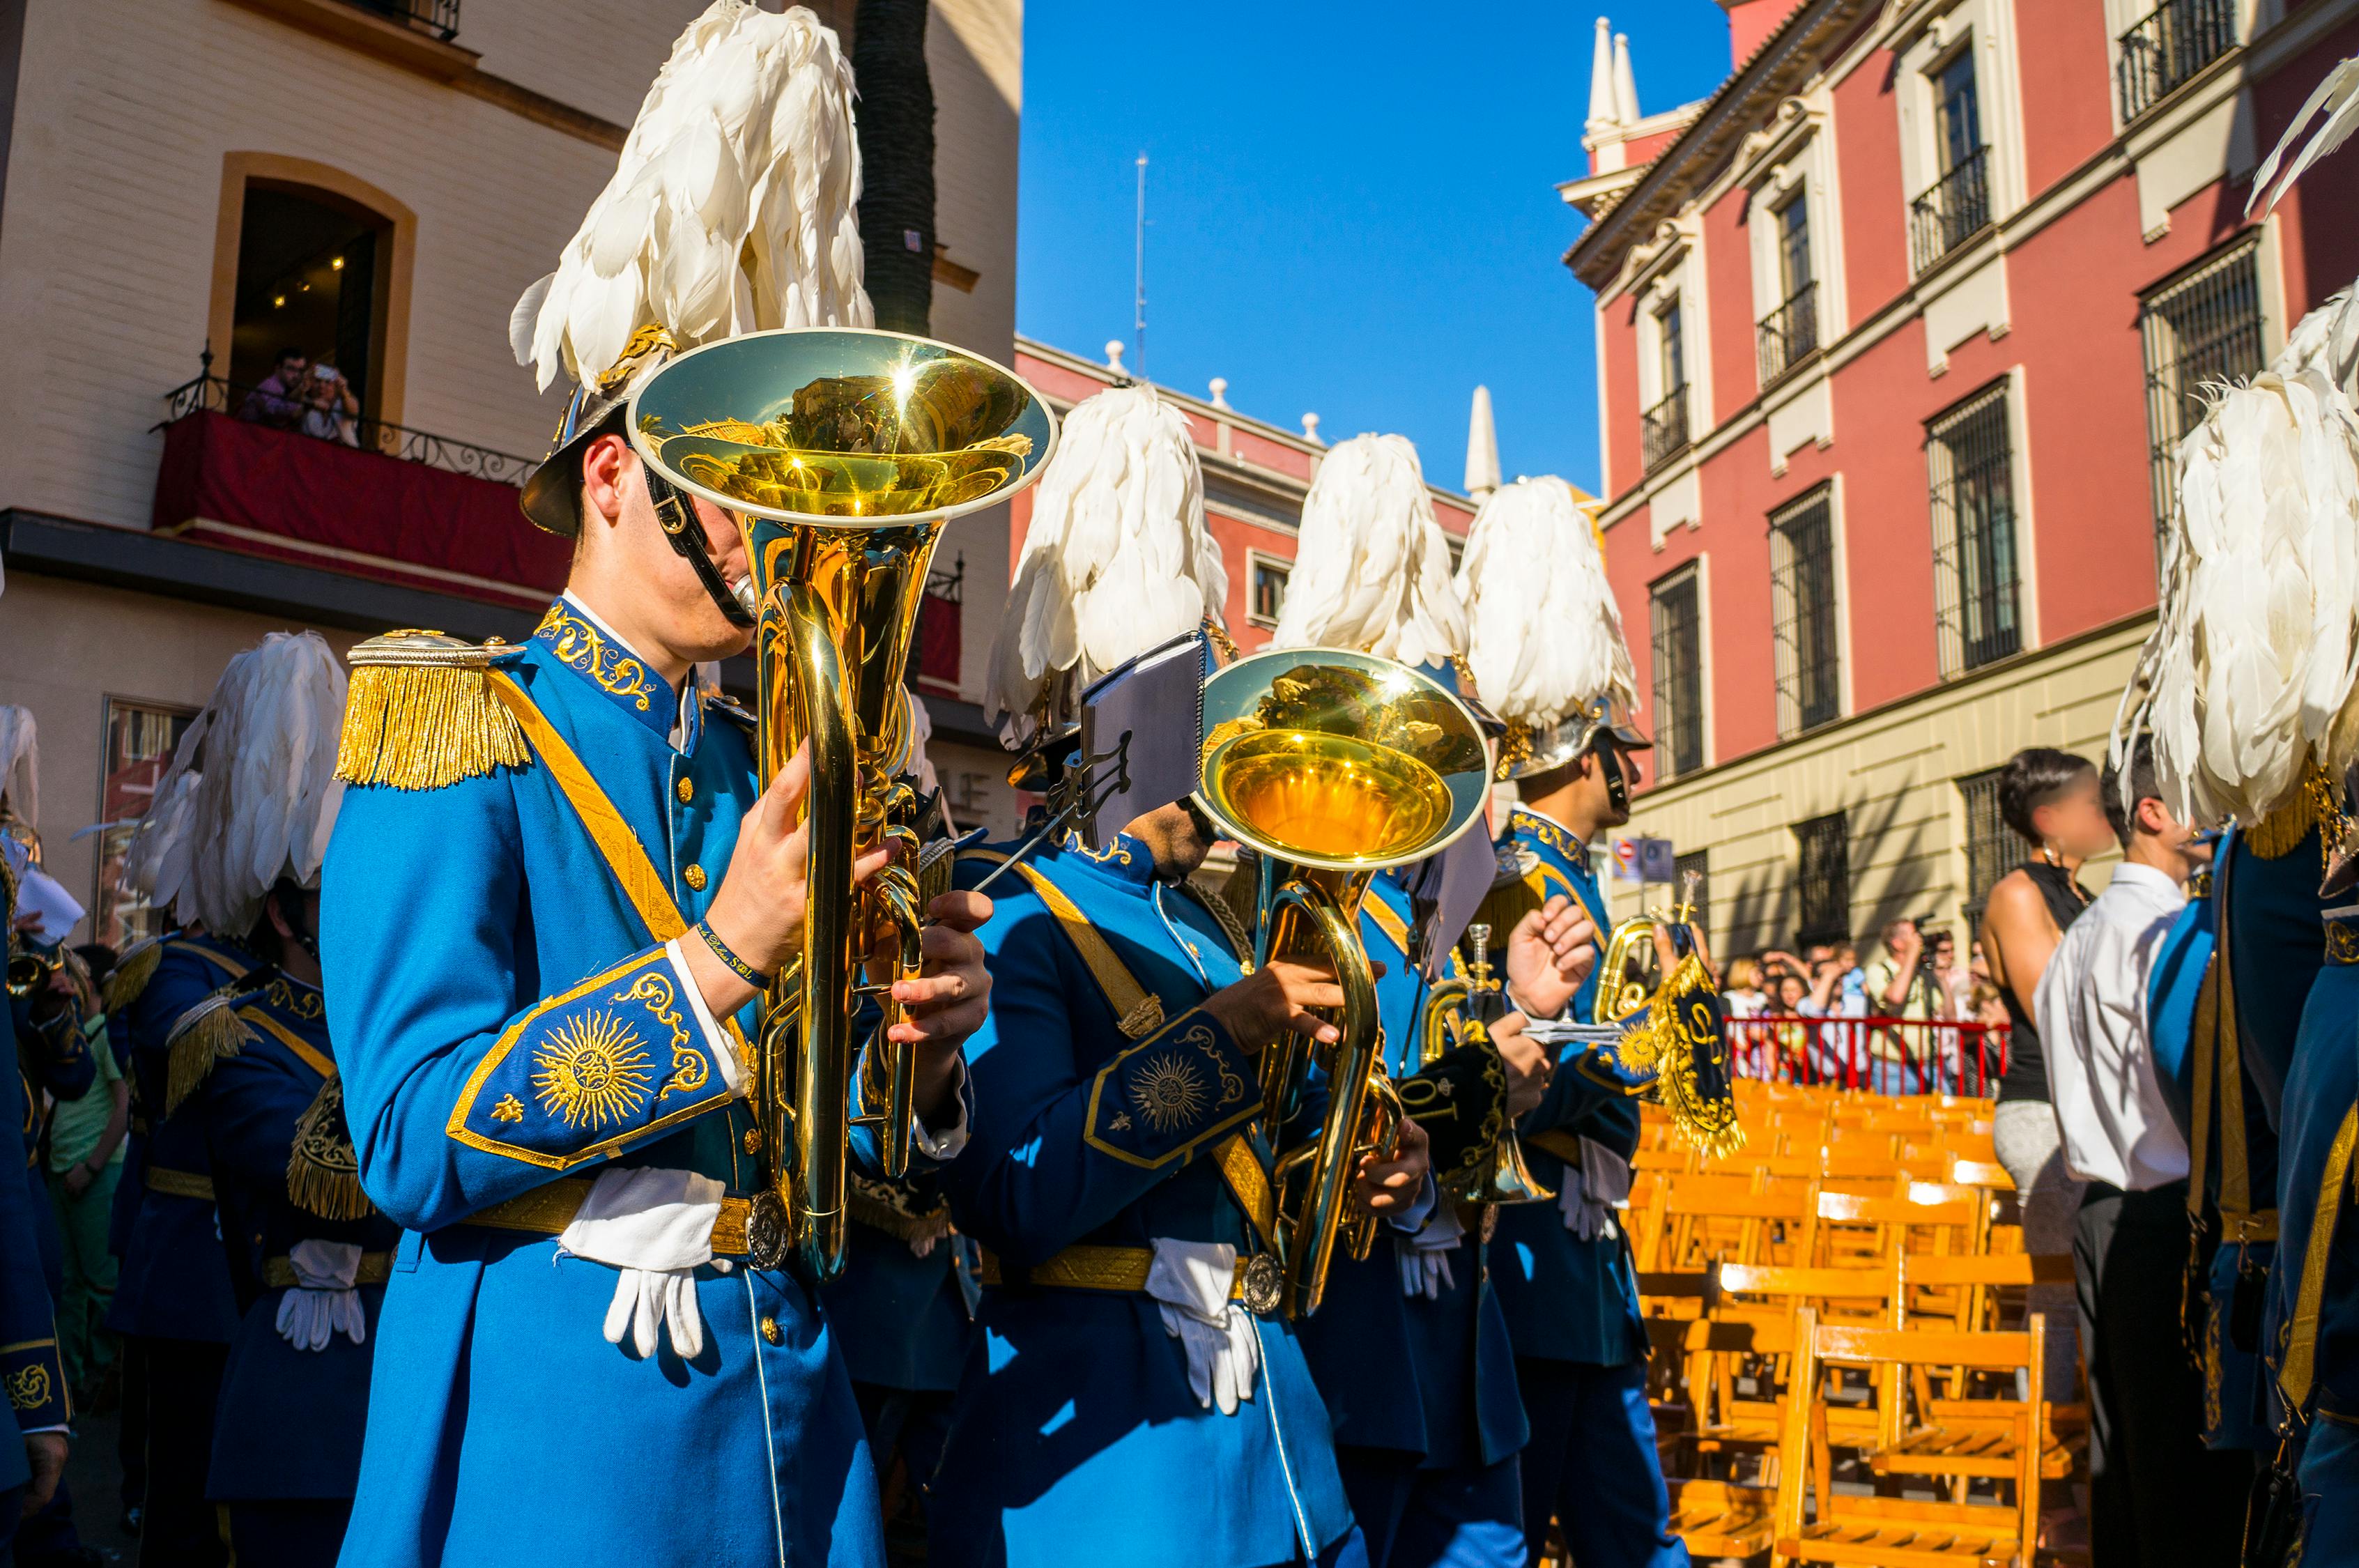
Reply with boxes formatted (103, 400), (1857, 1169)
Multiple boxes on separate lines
(1, 838), (70, 1551)
(939, 385), (1425, 1568)
(319, 9), (989, 1565)
(1257, 433), (1555, 1568)
(1458, 477), (1689, 1568)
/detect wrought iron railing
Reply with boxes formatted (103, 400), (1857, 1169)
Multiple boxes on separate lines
(1641, 383), (1691, 473)
(2116, 0), (2236, 123)
(158, 371), (534, 487)
(1909, 148), (1992, 276)
(345, 0), (461, 41)
(1756, 285), (1820, 386)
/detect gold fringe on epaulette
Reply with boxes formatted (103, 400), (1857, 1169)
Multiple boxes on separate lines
(336, 663), (529, 790)
(164, 1001), (253, 1116)
(2245, 762), (2325, 861)
(286, 1076), (374, 1222)
(101, 938), (164, 1013)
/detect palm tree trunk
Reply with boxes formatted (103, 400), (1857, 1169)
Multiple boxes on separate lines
(854, 0), (936, 337)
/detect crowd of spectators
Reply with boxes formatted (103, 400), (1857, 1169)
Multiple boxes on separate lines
(1718, 919), (2006, 1027)
(234, 345), (360, 445)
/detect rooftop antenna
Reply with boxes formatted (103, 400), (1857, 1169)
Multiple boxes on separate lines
(1133, 152), (1149, 381)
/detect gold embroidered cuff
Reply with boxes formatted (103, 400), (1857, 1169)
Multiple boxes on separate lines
(262, 1252), (395, 1288)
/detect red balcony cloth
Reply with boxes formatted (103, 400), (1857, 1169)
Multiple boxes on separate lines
(914, 589), (960, 689)
(153, 410), (569, 609)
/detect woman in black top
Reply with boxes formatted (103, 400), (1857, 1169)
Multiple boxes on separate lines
(1978, 746), (2111, 1399)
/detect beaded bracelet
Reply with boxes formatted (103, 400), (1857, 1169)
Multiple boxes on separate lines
(694, 918), (774, 990)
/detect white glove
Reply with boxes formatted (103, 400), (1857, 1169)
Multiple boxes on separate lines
(557, 1167), (726, 1362)
(1557, 1135), (1630, 1241)
(1145, 1238), (1261, 1415)
(1395, 1203), (1466, 1300)
(275, 1239), (366, 1351)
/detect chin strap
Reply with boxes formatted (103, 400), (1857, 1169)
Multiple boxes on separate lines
(647, 470), (755, 629)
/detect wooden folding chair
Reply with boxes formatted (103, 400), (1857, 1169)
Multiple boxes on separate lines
(1773, 1309), (2045, 1568)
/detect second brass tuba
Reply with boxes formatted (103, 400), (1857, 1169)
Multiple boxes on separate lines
(629, 328), (1056, 1279)
(1196, 650), (1492, 1317)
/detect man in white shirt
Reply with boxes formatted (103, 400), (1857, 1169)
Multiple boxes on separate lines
(2035, 735), (2245, 1568)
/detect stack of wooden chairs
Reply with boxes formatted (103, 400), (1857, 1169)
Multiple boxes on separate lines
(1595, 1079), (2084, 1568)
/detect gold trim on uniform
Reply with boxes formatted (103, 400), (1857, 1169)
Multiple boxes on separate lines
(262, 1252), (394, 1289)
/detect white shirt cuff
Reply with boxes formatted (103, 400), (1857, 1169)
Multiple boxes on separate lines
(911, 1056), (971, 1160)
(664, 939), (748, 1096)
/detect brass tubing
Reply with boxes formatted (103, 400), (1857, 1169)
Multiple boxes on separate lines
(1274, 877), (1383, 1319)
(786, 578), (857, 1282)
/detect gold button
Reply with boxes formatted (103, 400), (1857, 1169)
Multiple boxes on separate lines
(759, 1316), (783, 1346)
(742, 1126), (763, 1155)
(684, 863), (708, 891)
(677, 776), (695, 804)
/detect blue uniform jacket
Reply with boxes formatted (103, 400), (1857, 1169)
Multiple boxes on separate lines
(1484, 808), (1648, 1367)
(1, 1000), (68, 1489)
(820, 1173), (972, 1392)
(1293, 870), (1526, 1470)
(188, 974), (401, 1501)
(15, 987), (95, 1302)
(321, 606), (889, 1568)
(931, 832), (1351, 1568)
(105, 935), (255, 1343)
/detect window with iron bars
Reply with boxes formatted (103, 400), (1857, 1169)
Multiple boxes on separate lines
(1643, 301), (1691, 473)
(1650, 569), (1705, 779)
(1674, 848), (1711, 932)
(2117, 0), (2238, 124)
(1793, 813), (1850, 948)
(2140, 236), (2265, 562)
(1769, 486), (1841, 737)
(346, 0), (461, 40)
(1956, 767), (2020, 935)
(1928, 383), (2022, 676)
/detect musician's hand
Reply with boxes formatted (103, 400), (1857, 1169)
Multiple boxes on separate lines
(1493, 1011), (1551, 1119)
(22, 1431), (63, 1516)
(1201, 958), (1382, 1050)
(1353, 1118), (1429, 1216)
(689, 743), (893, 1018)
(1505, 896), (1598, 1022)
(893, 891), (993, 1126)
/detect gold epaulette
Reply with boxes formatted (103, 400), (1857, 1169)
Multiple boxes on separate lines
(2245, 760), (2346, 866)
(286, 1075), (374, 1222)
(102, 935), (167, 1013)
(337, 631), (530, 791)
(164, 994), (254, 1115)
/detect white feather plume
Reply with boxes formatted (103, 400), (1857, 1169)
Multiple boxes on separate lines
(0, 706), (36, 831)
(984, 383), (1227, 746)
(118, 633), (348, 937)
(514, 0), (871, 394)
(1456, 477), (1636, 730)
(2117, 368), (2359, 827)
(2250, 54), (2359, 217)
(1267, 433), (1467, 666)
(2272, 286), (2359, 403)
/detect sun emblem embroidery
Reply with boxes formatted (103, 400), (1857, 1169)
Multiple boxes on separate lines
(1128, 1052), (1208, 1133)
(533, 1010), (653, 1130)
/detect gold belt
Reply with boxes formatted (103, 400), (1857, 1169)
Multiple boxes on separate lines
(146, 1167), (214, 1201)
(977, 1243), (1276, 1309)
(2219, 1209), (2280, 1244)
(463, 1176), (755, 1257)
(262, 1252), (394, 1288)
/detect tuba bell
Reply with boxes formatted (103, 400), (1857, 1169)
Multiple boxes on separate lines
(1195, 650), (1492, 1318)
(628, 328), (1056, 1280)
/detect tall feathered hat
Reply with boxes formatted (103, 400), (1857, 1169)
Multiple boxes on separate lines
(1267, 433), (1466, 668)
(118, 632), (348, 938)
(0, 705), (37, 845)
(985, 382), (1228, 751)
(512, 1), (870, 574)
(1457, 476), (1645, 778)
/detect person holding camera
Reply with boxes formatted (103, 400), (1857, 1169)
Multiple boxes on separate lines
(300, 361), (358, 445)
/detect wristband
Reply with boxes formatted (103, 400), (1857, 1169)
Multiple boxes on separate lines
(694, 918), (774, 990)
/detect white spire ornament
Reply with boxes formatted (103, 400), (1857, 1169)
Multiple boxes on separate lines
(1464, 386), (1500, 498)
(512, 0), (871, 397)
(1268, 433), (1466, 668)
(1457, 476), (1637, 777)
(985, 383), (1229, 747)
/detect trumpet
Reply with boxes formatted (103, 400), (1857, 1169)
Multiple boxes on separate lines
(628, 328), (1055, 1279)
(6, 946), (62, 999)
(1196, 650), (1492, 1317)
(1592, 875), (1705, 1024)
(1417, 923), (1552, 1206)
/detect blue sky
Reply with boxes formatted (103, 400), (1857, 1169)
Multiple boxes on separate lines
(1015, 3), (1737, 497)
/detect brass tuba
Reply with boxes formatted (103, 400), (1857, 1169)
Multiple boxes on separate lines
(1195, 650), (1491, 1317)
(629, 328), (1055, 1279)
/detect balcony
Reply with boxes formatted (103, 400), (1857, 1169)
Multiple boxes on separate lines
(2117, 0), (2236, 123)
(911, 555), (965, 693)
(151, 371), (565, 612)
(1641, 385), (1691, 475)
(1910, 148), (1992, 277)
(1756, 286), (1820, 387)
(345, 0), (459, 40)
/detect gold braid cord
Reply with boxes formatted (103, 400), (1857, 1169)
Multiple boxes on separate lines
(164, 997), (254, 1116)
(286, 1075), (374, 1222)
(1620, 952), (1746, 1160)
(337, 632), (530, 791)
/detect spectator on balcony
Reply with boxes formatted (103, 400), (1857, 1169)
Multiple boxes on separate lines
(301, 360), (360, 445)
(236, 348), (309, 430)
(1868, 918), (1940, 1084)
